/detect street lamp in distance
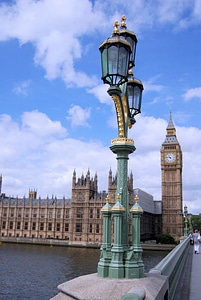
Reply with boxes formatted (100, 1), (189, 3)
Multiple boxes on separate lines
(184, 205), (188, 237)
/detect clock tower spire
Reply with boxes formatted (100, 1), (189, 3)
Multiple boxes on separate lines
(161, 112), (183, 242)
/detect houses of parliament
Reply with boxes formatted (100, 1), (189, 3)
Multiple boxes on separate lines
(0, 114), (184, 245)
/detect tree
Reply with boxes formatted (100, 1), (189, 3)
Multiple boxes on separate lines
(156, 234), (175, 244)
(191, 215), (201, 230)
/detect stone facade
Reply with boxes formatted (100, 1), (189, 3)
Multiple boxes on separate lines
(0, 169), (161, 246)
(161, 113), (183, 241)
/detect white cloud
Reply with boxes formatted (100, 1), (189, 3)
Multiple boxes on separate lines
(0, 0), (103, 88)
(21, 110), (67, 138)
(129, 116), (201, 215)
(0, 111), (200, 215)
(66, 105), (91, 127)
(130, 115), (166, 152)
(143, 77), (164, 93)
(87, 84), (111, 105)
(0, 111), (115, 198)
(0, 111), (67, 166)
(156, 1), (192, 25)
(12, 80), (31, 95)
(0, 0), (200, 217)
(0, 0), (200, 90)
(182, 87), (201, 101)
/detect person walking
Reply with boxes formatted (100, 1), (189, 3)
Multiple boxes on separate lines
(193, 229), (200, 254)
(189, 231), (194, 245)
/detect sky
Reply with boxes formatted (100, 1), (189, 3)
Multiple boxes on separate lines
(0, 0), (201, 215)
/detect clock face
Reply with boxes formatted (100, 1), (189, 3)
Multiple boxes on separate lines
(165, 152), (176, 163)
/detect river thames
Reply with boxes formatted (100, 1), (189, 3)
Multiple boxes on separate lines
(0, 243), (168, 300)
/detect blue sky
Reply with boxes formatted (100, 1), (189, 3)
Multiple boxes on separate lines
(0, 0), (201, 214)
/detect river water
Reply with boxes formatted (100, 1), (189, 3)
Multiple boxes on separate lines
(0, 243), (168, 300)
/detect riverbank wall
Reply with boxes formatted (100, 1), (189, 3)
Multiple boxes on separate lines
(0, 236), (175, 251)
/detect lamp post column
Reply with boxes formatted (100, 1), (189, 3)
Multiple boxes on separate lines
(110, 139), (135, 248)
(184, 205), (188, 237)
(109, 195), (125, 279)
(184, 218), (188, 237)
(97, 196), (112, 277)
(128, 195), (144, 278)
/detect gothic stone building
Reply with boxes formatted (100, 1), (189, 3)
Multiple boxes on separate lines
(0, 169), (162, 246)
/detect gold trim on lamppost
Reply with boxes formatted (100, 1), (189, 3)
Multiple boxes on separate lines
(130, 195), (143, 213)
(101, 195), (112, 212)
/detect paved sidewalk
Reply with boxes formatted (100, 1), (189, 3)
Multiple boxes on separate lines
(174, 243), (193, 300)
(175, 244), (201, 300)
(189, 245), (201, 300)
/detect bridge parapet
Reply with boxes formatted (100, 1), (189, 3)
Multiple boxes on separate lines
(148, 237), (190, 299)
(50, 238), (190, 300)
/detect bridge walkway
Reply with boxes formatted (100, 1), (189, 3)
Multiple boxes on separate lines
(188, 244), (201, 300)
(174, 242), (200, 300)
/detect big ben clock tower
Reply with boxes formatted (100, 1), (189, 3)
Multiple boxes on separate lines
(161, 112), (183, 241)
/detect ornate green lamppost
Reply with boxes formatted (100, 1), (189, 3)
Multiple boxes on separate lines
(97, 16), (144, 279)
(184, 205), (188, 237)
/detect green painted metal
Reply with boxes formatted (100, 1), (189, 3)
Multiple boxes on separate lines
(184, 218), (188, 237)
(97, 199), (112, 277)
(121, 294), (143, 300)
(97, 87), (144, 279)
(98, 18), (144, 280)
(98, 143), (145, 279)
(126, 199), (144, 278)
(109, 200), (125, 278)
(110, 142), (135, 247)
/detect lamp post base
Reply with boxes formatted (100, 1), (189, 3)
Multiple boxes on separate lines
(98, 260), (110, 278)
(109, 259), (125, 279)
(124, 263), (143, 279)
(124, 246), (144, 279)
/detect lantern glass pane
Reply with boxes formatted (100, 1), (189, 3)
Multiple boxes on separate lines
(99, 37), (131, 86)
(101, 48), (108, 79)
(133, 85), (141, 111)
(127, 84), (134, 110)
(127, 84), (142, 117)
(126, 36), (136, 63)
(108, 45), (118, 76)
(118, 46), (129, 77)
